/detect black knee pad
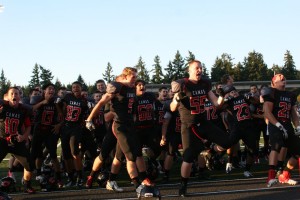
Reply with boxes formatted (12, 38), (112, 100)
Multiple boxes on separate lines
(183, 148), (196, 163)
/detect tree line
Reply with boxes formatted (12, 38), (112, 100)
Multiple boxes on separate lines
(0, 49), (297, 97)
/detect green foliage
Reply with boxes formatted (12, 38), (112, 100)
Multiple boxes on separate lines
(184, 51), (196, 78)
(135, 56), (150, 83)
(15, 50), (299, 93)
(28, 63), (40, 88)
(0, 69), (11, 97)
(164, 61), (175, 83)
(102, 62), (115, 83)
(232, 62), (245, 81)
(54, 78), (63, 89)
(211, 53), (234, 82)
(282, 50), (297, 80)
(76, 74), (88, 91)
(39, 65), (54, 87)
(243, 50), (270, 81)
(151, 55), (164, 84)
(172, 50), (186, 80)
(28, 63), (54, 89)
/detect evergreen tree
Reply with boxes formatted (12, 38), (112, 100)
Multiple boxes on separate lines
(151, 55), (164, 84)
(232, 62), (245, 81)
(172, 50), (185, 79)
(39, 65), (54, 86)
(77, 74), (88, 91)
(0, 69), (10, 97)
(185, 51), (196, 67)
(54, 78), (63, 89)
(243, 50), (269, 81)
(270, 64), (282, 75)
(29, 63), (40, 88)
(184, 51), (196, 77)
(135, 56), (150, 83)
(201, 63), (209, 78)
(164, 61), (175, 83)
(210, 53), (234, 82)
(102, 62), (115, 83)
(282, 50), (297, 80)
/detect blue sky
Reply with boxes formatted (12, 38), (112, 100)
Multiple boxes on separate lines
(0, 0), (299, 86)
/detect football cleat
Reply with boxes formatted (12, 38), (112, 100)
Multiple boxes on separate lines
(106, 180), (124, 192)
(278, 171), (298, 185)
(226, 163), (233, 174)
(243, 171), (253, 178)
(85, 176), (93, 189)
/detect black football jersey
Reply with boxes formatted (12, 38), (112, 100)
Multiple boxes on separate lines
(154, 99), (166, 127)
(226, 95), (252, 125)
(35, 98), (59, 126)
(62, 93), (88, 125)
(107, 82), (136, 123)
(264, 88), (296, 123)
(171, 78), (212, 124)
(0, 101), (31, 138)
(133, 92), (156, 127)
(204, 98), (224, 128)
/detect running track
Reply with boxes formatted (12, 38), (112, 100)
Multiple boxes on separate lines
(10, 176), (300, 200)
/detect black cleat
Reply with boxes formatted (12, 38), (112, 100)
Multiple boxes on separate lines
(178, 184), (187, 197)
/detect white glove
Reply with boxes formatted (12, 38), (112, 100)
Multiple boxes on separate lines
(295, 126), (300, 136)
(87, 101), (94, 109)
(275, 122), (288, 139)
(85, 120), (95, 131)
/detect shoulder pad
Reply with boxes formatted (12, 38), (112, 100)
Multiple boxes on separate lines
(171, 79), (185, 93)
(261, 87), (275, 102)
(260, 87), (273, 97)
(222, 85), (236, 95)
(30, 95), (43, 105)
(106, 82), (121, 94)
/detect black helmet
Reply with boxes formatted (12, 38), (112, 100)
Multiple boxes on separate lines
(222, 85), (236, 95)
(0, 177), (16, 193)
(138, 185), (161, 200)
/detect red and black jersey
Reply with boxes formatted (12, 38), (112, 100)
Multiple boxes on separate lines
(204, 98), (224, 128)
(226, 95), (252, 125)
(93, 105), (105, 127)
(154, 100), (165, 127)
(133, 92), (156, 128)
(171, 78), (212, 124)
(35, 98), (59, 126)
(0, 101), (31, 138)
(62, 93), (88, 125)
(264, 88), (296, 123)
(107, 82), (135, 123)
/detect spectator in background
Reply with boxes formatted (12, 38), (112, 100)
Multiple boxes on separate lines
(95, 80), (106, 94)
